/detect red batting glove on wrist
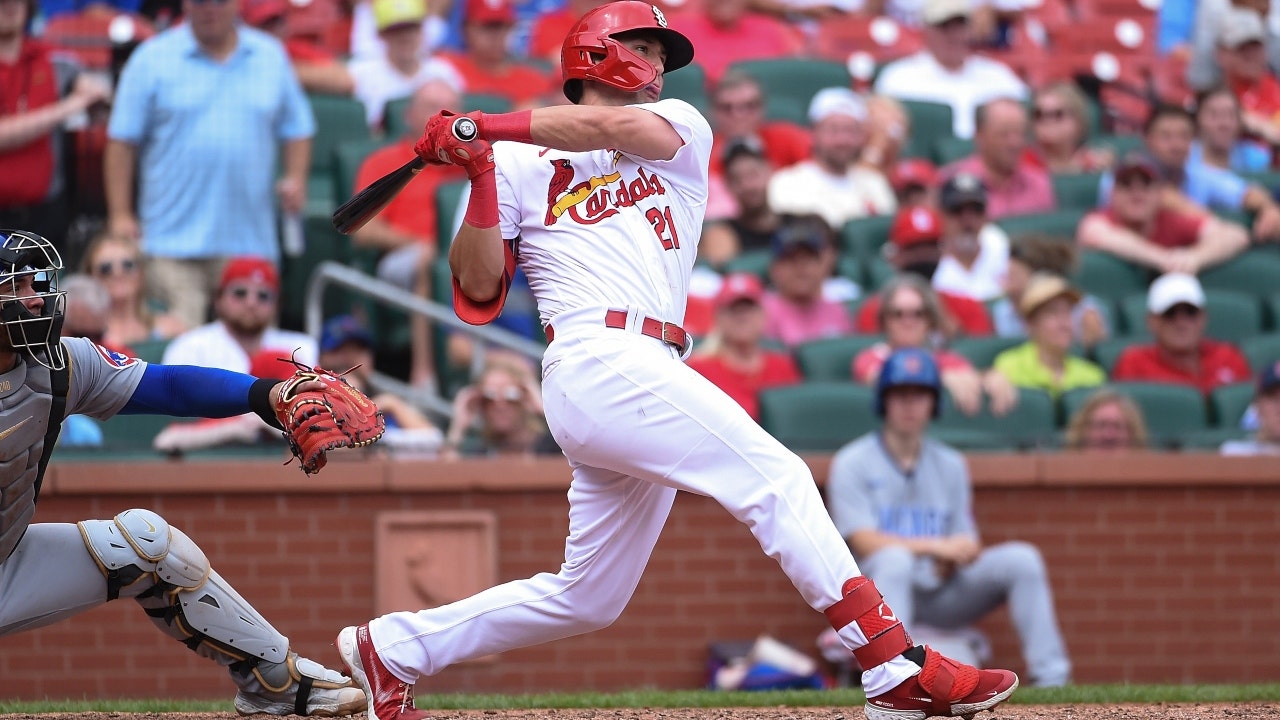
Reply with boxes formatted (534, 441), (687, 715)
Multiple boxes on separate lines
(414, 111), (495, 179)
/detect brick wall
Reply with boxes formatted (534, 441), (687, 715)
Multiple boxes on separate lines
(0, 453), (1276, 699)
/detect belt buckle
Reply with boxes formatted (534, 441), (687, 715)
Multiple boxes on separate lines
(660, 322), (681, 350)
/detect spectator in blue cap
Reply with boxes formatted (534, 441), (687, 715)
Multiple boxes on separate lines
(1221, 360), (1280, 455)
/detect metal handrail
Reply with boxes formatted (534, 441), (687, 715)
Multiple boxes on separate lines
(304, 261), (546, 419)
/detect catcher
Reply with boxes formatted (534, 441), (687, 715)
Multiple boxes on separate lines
(0, 230), (383, 715)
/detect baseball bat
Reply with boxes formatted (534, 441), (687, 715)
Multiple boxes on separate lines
(331, 116), (480, 235)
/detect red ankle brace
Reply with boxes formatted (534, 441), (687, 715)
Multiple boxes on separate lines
(823, 577), (913, 670)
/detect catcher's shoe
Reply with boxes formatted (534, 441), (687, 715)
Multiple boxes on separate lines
(864, 646), (1018, 720)
(336, 624), (430, 720)
(233, 654), (366, 717)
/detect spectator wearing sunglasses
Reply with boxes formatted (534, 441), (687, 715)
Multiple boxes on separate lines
(991, 273), (1105, 400)
(441, 353), (558, 460)
(1112, 272), (1252, 394)
(1026, 82), (1115, 174)
(81, 234), (187, 351)
(105, 0), (315, 330)
(161, 256), (316, 372)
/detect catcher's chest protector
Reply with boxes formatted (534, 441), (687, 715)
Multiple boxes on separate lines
(0, 358), (55, 564)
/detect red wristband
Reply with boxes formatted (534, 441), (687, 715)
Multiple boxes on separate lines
(477, 110), (534, 144)
(464, 170), (499, 229)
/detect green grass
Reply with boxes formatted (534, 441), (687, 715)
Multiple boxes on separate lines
(3, 684), (1279, 713)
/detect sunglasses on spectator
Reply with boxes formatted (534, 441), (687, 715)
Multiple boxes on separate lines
(227, 286), (275, 303)
(886, 307), (927, 321)
(715, 98), (764, 114)
(1033, 107), (1068, 122)
(1160, 304), (1201, 320)
(94, 258), (138, 277)
(481, 387), (522, 404)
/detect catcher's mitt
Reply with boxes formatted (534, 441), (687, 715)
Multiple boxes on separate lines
(272, 362), (386, 475)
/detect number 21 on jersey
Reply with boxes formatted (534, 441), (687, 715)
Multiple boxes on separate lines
(646, 206), (681, 250)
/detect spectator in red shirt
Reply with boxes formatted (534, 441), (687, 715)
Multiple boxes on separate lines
(1077, 151), (1250, 275)
(0, 0), (111, 241)
(855, 206), (995, 338)
(1214, 7), (1280, 145)
(673, 0), (803, 84)
(242, 0), (354, 95)
(687, 273), (802, 422)
(943, 97), (1056, 220)
(440, 0), (554, 107)
(700, 137), (782, 269)
(352, 78), (466, 389)
(761, 214), (857, 348)
(1113, 272), (1253, 393)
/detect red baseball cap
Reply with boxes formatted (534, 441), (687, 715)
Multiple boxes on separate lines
(890, 206), (942, 247)
(891, 158), (938, 194)
(465, 0), (515, 24)
(248, 348), (295, 380)
(242, 0), (288, 26)
(716, 273), (765, 309)
(219, 257), (280, 292)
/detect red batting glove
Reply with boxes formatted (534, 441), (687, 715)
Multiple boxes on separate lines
(413, 111), (495, 178)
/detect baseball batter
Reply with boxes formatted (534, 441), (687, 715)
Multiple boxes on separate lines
(0, 230), (363, 716)
(337, 4), (1018, 719)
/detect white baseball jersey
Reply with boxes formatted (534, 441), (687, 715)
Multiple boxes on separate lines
(454, 99), (712, 327)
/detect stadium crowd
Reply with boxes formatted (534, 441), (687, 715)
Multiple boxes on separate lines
(4, 0), (1280, 460)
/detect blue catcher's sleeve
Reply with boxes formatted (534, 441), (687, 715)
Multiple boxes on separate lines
(120, 364), (282, 429)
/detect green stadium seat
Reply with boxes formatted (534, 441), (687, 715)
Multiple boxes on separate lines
(1178, 427), (1248, 450)
(1211, 382), (1256, 428)
(759, 382), (877, 451)
(1062, 382), (1210, 447)
(995, 208), (1084, 242)
(948, 336), (1022, 369)
(279, 215), (358, 331)
(129, 338), (170, 364)
(1052, 172), (1103, 210)
(728, 58), (852, 125)
(1198, 249), (1280, 309)
(932, 387), (1057, 450)
(1240, 333), (1280, 373)
(1119, 290), (1263, 343)
(307, 94), (371, 212)
(793, 335), (881, 381)
(661, 62), (708, 115)
(863, 256), (895, 292)
(932, 137), (973, 165)
(333, 137), (394, 210)
(836, 254), (863, 289)
(899, 100), (954, 160)
(1093, 133), (1145, 157)
(723, 249), (772, 279)
(841, 214), (893, 265)
(1243, 170), (1280, 189)
(436, 180), (468, 254)
(98, 413), (190, 453)
(1088, 336), (1136, 373)
(1071, 251), (1147, 303)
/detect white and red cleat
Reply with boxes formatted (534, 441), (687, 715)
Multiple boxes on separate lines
(864, 647), (1019, 720)
(335, 625), (430, 720)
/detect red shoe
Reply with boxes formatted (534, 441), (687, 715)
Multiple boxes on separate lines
(336, 625), (430, 720)
(864, 646), (1019, 720)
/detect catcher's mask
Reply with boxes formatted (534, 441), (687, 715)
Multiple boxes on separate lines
(0, 230), (67, 371)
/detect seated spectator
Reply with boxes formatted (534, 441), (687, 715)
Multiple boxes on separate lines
(348, 0), (463, 128)
(873, 0), (1027, 139)
(853, 274), (1016, 416)
(768, 88), (896, 229)
(242, 0), (355, 95)
(930, 173), (1010, 302)
(1212, 7), (1280, 147)
(687, 274), (802, 422)
(990, 234), (1109, 351)
(82, 233), (187, 350)
(528, 0), (607, 64)
(318, 314), (444, 455)
(992, 273), (1106, 399)
(1112, 272), (1252, 393)
(761, 215), (856, 347)
(1221, 360), (1280, 454)
(442, 354), (558, 460)
(354, 78), (466, 388)
(1028, 81), (1115, 174)
(1063, 388), (1150, 452)
(700, 138), (783, 269)
(860, 95), (912, 180)
(1078, 152), (1250, 275)
(438, 0), (553, 108)
(1100, 104), (1280, 241)
(827, 348), (1072, 688)
(889, 158), (938, 209)
(943, 98), (1056, 220)
(1188, 0), (1280, 90)
(348, 0), (445, 62)
(1192, 85), (1273, 173)
(161, 257), (317, 371)
(672, 0), (803, 84)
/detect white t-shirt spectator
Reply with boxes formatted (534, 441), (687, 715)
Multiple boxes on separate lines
(349, 55), (464, 127)
(767, 160), (897, 229)
(931, 224), (1010, 301)
(348, 0), (448, 62)
(873, 51), (1028, 138)
(162, 322), (318, 373)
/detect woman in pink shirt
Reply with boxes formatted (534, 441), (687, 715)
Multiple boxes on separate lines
(853, 275), (1017, 416)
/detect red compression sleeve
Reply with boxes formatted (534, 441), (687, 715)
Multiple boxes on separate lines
(464, 169), (499, 229)
(478, 110), (534, 144)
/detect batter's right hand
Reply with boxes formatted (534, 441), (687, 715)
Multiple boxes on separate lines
(108, 213), (140, 241)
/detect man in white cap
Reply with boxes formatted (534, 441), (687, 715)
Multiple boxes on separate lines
(767, 87), (897, 229)
(873, 0), (1026, 139)
(1188, 0), (1280, 92)
(1112, 273), (1252, 394)
(1212, 7), (1280, 145)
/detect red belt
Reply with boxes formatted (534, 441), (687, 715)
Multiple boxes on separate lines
(545, 309), (689, 354)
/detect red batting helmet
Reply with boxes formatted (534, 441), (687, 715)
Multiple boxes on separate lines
(561, 1), (695, 104)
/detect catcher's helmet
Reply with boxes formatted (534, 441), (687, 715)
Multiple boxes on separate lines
(875, 347), (941, 418)
(0, 230), (67, 371)
(561, 1), (694, 104)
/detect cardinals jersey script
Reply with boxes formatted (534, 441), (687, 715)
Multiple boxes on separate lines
(459, 99), (711, 326)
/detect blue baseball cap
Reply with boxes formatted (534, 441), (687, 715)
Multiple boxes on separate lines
(1258, 360), (1280, 395)
(875, 347), (941, 418)
(320, 315), (373, 354)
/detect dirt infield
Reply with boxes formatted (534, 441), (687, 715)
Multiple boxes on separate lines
(3, 706), (1278, 720)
